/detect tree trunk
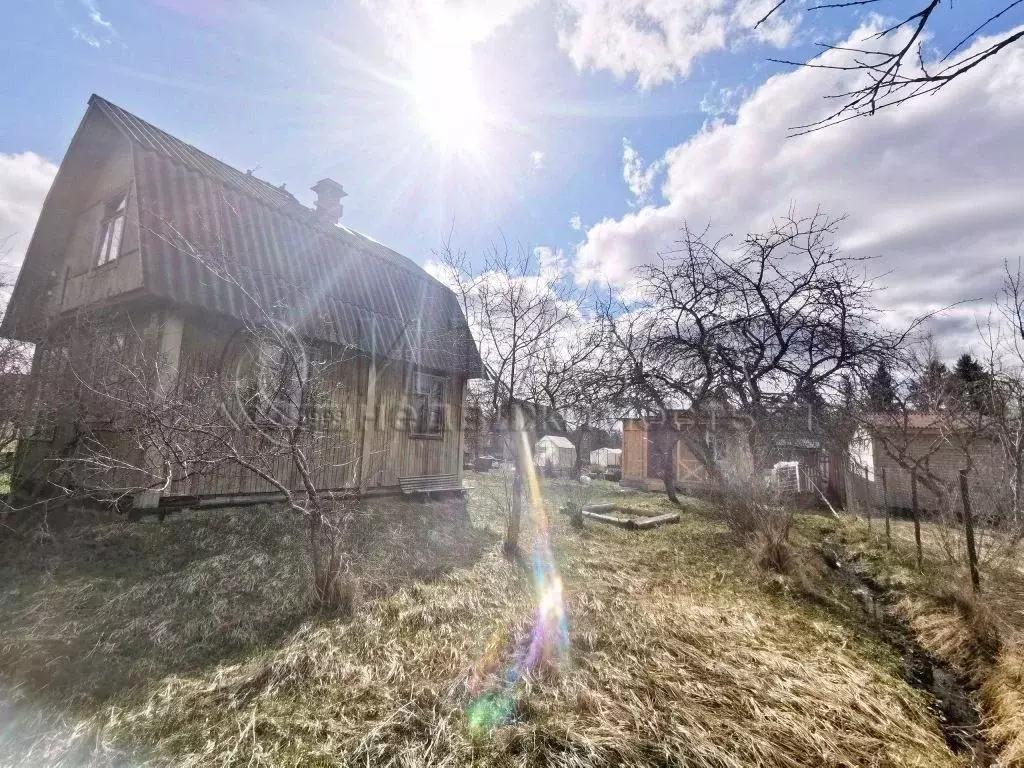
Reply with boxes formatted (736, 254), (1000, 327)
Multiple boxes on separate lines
(657, 427), (682, 506)
(571, 428), (589, 479)
(881, 468), (891, 550)
(911, 470), (923, 570)
(958, 469), (981, 593)
(504, 468), (523, 556)
(308, 511), (356, 613)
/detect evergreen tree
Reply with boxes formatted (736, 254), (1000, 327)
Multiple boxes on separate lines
(908, 358), (949, 411)
(866, 361), (897, 412)
(953, 353), (992, 414)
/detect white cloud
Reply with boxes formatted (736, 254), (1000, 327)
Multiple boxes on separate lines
(72, 0), (117, 48)
(569, 214), (582, 231)
(0, 153), (58, 283)
(575, 26), (1024, 350)
(557, 0), (798, 89)
(534, 245), (568, 279)
(361, 0), (538, 60)
(530, 149), (546, 169)
(700, 82), (749, 119)
(621, 138), (663, 206)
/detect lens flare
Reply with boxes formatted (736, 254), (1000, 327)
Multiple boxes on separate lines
(465, 431), (570, 732)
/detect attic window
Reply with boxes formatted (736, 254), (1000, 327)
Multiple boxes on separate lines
(411, 371), (444, 437)
(96, 190), (129, 266)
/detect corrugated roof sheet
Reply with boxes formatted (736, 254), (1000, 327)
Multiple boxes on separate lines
(89, 95), (482, 376)
(863, 413), (946, 431)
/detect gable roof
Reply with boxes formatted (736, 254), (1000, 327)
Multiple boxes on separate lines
(537, 435), (575, 449)
(5, 95), (483, 377)
(862, 413), (945, 432)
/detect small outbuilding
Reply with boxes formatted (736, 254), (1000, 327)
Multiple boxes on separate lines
(534, 435), (576, 473)
(590, 447), (622, 468)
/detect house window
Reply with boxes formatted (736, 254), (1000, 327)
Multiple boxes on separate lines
(411, 371), (444, 437)
(96, 190), (129, 266)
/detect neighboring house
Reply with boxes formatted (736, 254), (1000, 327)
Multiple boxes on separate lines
(620, 412), (752, 492)
(621, 410), (843, 498)
(534, 435), (576, 473)
(589, 447), (621, 468)
(1, 95), (483, 504)
(850, 414), (1003, 511)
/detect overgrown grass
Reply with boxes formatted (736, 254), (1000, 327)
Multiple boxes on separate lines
(0, 476), (964, 766)
(805, 511), (1024, 767)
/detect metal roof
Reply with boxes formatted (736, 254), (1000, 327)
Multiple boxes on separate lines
(87, 95), (482, 377)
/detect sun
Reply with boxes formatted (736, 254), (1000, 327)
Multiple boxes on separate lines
(408, 27), (488, 154)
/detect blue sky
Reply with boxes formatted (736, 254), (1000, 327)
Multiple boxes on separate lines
(3, 1), (1024, 352)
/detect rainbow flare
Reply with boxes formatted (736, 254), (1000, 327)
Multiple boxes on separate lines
(466, 431), (570, 733)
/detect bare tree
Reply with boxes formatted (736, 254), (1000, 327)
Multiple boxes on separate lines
(758, 1), (1023, 133)
(529, 321), (613, 477)
(436, 238), (583, 553)
(599, 210), (922, 504)
(0, 237), (34, 501)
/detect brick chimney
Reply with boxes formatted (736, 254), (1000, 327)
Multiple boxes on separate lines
(311, 178), (347, 225)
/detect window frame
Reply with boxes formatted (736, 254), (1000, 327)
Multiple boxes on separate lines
(95, 188), (130, 267)
(409, 370), (445, 439)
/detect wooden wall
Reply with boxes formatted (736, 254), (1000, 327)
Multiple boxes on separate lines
(57, 137), (144, 313)
(362, 359), (464, 489)
(16, 307), (467, 501)
(620, 417), (722, 492)
(168, 316), (465, 498)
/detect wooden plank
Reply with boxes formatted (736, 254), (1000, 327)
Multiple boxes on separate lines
(582, 511), (635, 528)
(633, 513), (680, 530)
(581, 510), (680, 530)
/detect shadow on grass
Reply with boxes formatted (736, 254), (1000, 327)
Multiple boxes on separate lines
(0, 497), (497, 710)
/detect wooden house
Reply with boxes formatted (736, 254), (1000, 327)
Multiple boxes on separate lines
(849, 413), (1003, 512)
(1, 95), (483, 506)
(620, 412), (751, 492)
(621, 410), (843, 499)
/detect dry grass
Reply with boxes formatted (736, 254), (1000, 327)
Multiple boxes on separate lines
(812, 512), (1024, 767)
(0, 476), (965, 767)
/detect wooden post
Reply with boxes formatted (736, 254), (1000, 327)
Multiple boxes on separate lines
(958, 469), (982, 593)
(911, 469), (923, 570)
(133, 312), (184, 512)
(358, 353), (377, 494)
(456, 377), (467, 482)
(881, 468), (891, 550)
(864, 464), (872, 531)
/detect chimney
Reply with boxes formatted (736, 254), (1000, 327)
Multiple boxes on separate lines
(311, 178), (347, 225)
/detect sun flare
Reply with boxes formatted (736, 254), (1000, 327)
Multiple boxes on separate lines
(408, 28), (488, 154)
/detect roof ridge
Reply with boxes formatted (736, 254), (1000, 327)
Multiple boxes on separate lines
(89, 94), (436, 284)
(89, 94), (300, 204)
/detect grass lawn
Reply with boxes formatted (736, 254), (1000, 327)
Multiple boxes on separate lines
(0, 474), (967, 767)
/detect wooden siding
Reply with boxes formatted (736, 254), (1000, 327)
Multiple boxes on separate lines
(863, 434), (1004, 511)
(362, 359), (464, 489)
(620, 417), (728, 492)
(55, 137), (144, 314)
(166, 316), (464, 498)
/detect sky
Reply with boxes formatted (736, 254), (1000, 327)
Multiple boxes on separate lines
(2, 0), (1023, 355)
